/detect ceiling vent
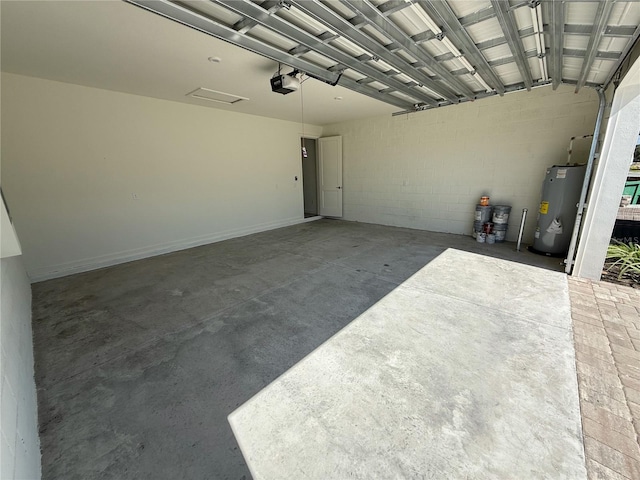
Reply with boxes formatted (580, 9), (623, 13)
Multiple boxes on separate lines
(187, 87), (249, 105)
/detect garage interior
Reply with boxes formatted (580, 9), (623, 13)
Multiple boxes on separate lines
(1, 1), (640, 479)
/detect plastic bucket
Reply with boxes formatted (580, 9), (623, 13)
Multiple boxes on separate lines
(493, 223), (507, 243)
(475, 205), (493, 223)
(476, 232), (486, 243)
(472, 221), (483, 239)
(492, 205), (511, 224)
(486, 233), (496, 244)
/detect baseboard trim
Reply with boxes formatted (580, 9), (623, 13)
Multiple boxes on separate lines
(301, 215), (323, 223)
(29, 216), (314, 283)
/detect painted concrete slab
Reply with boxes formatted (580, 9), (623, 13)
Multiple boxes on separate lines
(229, 249), (586, 479)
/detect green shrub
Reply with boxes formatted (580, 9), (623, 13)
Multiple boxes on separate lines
(606, 241), (640, 280)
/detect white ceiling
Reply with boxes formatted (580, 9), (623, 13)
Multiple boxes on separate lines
(0, 0), (397, 126)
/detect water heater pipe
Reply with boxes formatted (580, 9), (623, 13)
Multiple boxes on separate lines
(565, 88), (607, 274)
(516, 208), (528, 252)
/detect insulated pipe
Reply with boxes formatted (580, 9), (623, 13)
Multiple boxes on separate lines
(565, 88), (607, 274)
(516, 208), (528, 252)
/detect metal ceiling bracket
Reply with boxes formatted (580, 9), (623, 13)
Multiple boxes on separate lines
(490, 0), (533, 90)
(575, 0), (615, 92)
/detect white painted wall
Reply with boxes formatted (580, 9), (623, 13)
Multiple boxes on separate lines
(1, 73), (322, 281)
(1, 255), (41, 480)
(322, 85), (599, 242)
(573, 57), (640, 280)
(1, 194), (22, 258)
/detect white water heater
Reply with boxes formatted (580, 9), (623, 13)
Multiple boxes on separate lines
(530, 165), (586, 256)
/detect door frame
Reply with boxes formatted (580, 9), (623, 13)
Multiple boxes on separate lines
(300, 134), (322, 219)
(317, 135), (343, 218)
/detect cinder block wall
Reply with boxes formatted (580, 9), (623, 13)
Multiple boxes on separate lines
(323, 85), (599, 242)
(1, 256), (41, 479)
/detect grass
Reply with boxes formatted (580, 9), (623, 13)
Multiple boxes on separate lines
(606, 241), (640, 280)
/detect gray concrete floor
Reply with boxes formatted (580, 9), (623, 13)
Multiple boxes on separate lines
(33, 219), (565, 479)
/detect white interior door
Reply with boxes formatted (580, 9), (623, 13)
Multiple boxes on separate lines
(318, 136), (342, 217)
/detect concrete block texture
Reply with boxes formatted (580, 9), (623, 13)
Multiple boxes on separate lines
(323, 85), (599, 243)
(1, 256), (41, 480)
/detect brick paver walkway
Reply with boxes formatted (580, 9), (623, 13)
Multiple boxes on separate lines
(568, 277), (640, 479)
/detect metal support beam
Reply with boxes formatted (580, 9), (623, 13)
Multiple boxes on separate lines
(475, 27), (533, 51)
(458, 6), (495, 28)
(125, 0), (415, 109)
(411, 30), (437, 45)
(564, 49), (621, 61)
(490, 0), (533, 90)
(289, 0), (457, 103)
(214, 0), (438, 106)
(548, 0), (565, 90)
(476, 24), (636, 53)
(339, 0), (476, 100)
(378, 0), (411, 16)
(486, 48), (538, 68)
(349, 14), (367, 29)
(575, 0), (615, 92)
(391, 80), (553, 116)
(231, 0), (279, 34)
(604, 26), (640, 88)
(564, 24), (637, 37)
(421, 0), (505, 94)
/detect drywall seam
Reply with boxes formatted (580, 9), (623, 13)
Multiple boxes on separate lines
(29, 216), (306, 282)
